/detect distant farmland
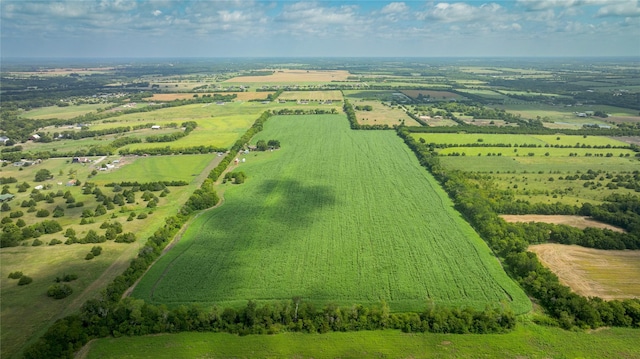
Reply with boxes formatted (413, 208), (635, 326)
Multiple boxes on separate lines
(132, 115), (530, 313)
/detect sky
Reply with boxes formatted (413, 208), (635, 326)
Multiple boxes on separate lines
(1, 0), (639, 58)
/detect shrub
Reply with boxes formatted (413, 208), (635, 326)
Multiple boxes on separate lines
(54, 274), (78, 283)
(137, 213), (148, 219)
(8, 271), (23, 279)
(90, 246), (102, 257)
(18, 276), (33, 285)
(49, 238), (62, 246)
(32, 238), (43, 246)
(9, 210), (23, 218)
(36, 209), (50, 217)
(85, 253), (94, 260)
(47, 284), (73, 299)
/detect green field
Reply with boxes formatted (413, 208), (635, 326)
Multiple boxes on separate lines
(84, 322), (640, 359)
(132, 115), (530, 313)
(92, 154), (213, 185)
(440, 156), (638, 173)
(439, 147), (634, 158)
(413, 133), (630, 147)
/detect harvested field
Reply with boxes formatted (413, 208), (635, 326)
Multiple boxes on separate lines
(145, 92), (272, 102)
(226, 70), (350, 82)
(613, 136), (640, 146)
(500, 215), (625, 232)
(529, 243), (640, 299)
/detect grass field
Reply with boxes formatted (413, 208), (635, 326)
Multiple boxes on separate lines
(455, 89), (509, 101)
(21, 104), (107, 120)
(412, 133), (630, 147)
(92, 154), (212, 185)
(529, 244), (640, 300)
(496, 103), (640, 128)
(144, 92), (272, 101)
(83, 322), (640, 359)
(348, 100), (419, 126)
(278, 90), (343, 101)
(438, 147), (634, 158)
(401, 90), (463, 100)
(132, 115), (530, 313)
(440, 156), (638, 173)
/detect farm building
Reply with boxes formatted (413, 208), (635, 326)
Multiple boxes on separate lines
(0, 136), (10, 144)
(66, 180), (77, 186)
(30, 134), (41, 141)
(72, 157), (90, 163)
(151, 125), (161, 130)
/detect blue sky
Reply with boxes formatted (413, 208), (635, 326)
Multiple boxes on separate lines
(1, 0), (639, 58)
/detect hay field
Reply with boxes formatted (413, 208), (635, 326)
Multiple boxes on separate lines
(501, 215), (625, 232)
(226, 70), (351, 83)
(529, 243), (640, 300)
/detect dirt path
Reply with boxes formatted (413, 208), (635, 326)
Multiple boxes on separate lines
(500, 214), (625, 232)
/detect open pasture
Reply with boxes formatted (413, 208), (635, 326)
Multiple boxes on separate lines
(84, 323), (640, 359)
(438, 147), (634, 158)
(277, 90), (343, 101)
(501, 215), (625, 232)
(529, 244), (640, 300)
(496, 103), (639, 128)
(412, 133), (629, 148)
(132, 115), (529, 313)
(92, 154), (212, 185)
(440, 156), (637, 174)
(20, 104), (107, 120)
(349, 100), (419, 126)
(144, 92), (272, 102)
(225, 70), (351, 83)
(481, 172), (639, 205)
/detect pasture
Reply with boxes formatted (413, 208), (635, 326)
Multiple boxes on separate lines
(144, 92), (272, 102)
(277, 90), (343, 101)
(439, 156), (637, 174)
(132, 115), (530, 313)
(349, 100), (419, 126)
(20, 104), (107, 120)
(412, 133), (630, 147)
(92, 154), (212, 185)
(496, 103), (639, 128)
(84, 323), (640, 359)
(529, 244), (640, 300)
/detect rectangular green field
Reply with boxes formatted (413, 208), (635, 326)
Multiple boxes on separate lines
(412, 134), (630, 147)
(438, 147), (634, 157)
(92, 154), (213, 185)
(440, 156), (639, 173)
(132, 115), (530, 313)
(84, 324), (640, 359)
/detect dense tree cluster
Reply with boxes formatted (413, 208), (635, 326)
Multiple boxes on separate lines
(145, 121), (197, 143)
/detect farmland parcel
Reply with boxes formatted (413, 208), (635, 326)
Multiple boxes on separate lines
(133, 115), (530, 313)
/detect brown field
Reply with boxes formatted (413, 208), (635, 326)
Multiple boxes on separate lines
(419, 115), (459, 127)
(226, 70), (351, 83)
(7, 67), (114, 77)
(402, 90), (462, 100)
(613, 136), (640, 146)
(606, 116), (640, 124)
(144, 92), (272, 102)
(501, 215), (625, 232)
(529, 243), (640, 299)
(278, 90), (343, 101)
(351, 100), (420, 126)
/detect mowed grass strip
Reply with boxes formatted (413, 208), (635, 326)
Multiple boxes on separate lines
(133, 115), (529, 313)
(84, 323), (640, 359)
(440, 156), (638, 173)
(413, 133), (629, 147)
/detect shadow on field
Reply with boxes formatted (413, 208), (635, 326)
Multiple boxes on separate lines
(148, 178), (339, 305)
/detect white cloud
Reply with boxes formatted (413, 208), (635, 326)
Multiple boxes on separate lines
(517, 0), (610, 11)
(419, 2), (504, 23)
(597, 1), (640, 17)
(381, 2), (408, 14)
(152, 10), (162, 17)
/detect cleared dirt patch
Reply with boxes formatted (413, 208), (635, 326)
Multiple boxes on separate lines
(529, 243), (640, 299)
(500, 215), (625, 232)
(226, 70), (350, 83)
